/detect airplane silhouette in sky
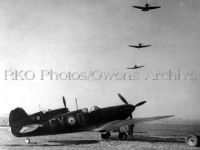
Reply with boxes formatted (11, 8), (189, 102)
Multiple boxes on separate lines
(129, 43), (151, 49)
(133, 0), (161, 12)
(127, 65), (145, 70)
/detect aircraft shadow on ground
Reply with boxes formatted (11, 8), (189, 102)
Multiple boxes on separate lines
(2, 140), (99, 147)
(111, 135), (184, 144)
(1, 135), (184, 147)
(48, 139), (99, 145)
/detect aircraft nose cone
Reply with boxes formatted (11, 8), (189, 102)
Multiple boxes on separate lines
(127, 105), (135, 113)
(119, 105), (135, 114)
(130, 105), (135, 113)
(118, 105), (135, 119)
(129, 105), (135, 113)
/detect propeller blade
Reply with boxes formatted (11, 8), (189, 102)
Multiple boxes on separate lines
(135, 101), (146, 108)
(62, 96), (67, 109)
(118, 93), (128, 105)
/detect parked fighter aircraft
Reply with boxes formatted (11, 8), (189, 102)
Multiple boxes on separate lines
(133, 0), (161, 12)
(129, 43), (151, 49)
(7, 94), (174, 144)
(127, 65), (145, 70)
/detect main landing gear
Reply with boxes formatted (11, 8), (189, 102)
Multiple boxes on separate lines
(117, 125), (134, 140)
(118, 132), (128, 140)
(101, 132), (111, 139)
(101, 131), (128, 140)
(25, 138), (30, 144)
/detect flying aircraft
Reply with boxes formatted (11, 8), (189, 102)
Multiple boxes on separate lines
(127, 65), (145, 70)
(132, 0), (161, 12)
(6, 94), (174, 144)
(129, 43), (151, 49)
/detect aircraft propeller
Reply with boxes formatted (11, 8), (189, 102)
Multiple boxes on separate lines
(117, 93), (146, 109)
(117, 93), (128, 105)
(118, 93), (146, 135)
(135, 101), (146, 108)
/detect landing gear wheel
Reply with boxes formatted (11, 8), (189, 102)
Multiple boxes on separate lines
(25, 138), (30, 144)
(118, 132), (127, 140)
(101, 132), (111, 140)
(185, 134), (199, 147)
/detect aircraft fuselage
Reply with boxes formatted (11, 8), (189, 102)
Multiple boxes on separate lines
(10, 104), (134, 137)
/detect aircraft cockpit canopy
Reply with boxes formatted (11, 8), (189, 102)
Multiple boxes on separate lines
(42, 109), (52, 114)
(81, 108), (89, 113)
(90, 106), (101, 112)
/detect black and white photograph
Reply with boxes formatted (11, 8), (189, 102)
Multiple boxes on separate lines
(0, 0), (200, 149)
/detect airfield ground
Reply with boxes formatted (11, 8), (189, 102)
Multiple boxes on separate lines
(0, 122), (200, 150)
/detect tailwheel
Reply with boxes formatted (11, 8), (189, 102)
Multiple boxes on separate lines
(25, 138), (30, 144)
(101, 132), (111, 140)
(185, 134), (199, 147)
(118, 132), (127, 140)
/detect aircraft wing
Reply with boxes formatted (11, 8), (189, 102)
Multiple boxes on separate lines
(142, 45), (151, 48)
(127, 67), (136, 69)
(147, 6), (161, 10)
(132, 6), (145, 10)
(94, 115), (174, 132)
(129, 45), (139, 48)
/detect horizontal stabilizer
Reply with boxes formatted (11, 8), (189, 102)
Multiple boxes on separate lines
(0, 125), (10, 128)
(20, 124), (43, 133)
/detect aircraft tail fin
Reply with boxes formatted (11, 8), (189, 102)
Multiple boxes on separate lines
(9, 107), (31, 137)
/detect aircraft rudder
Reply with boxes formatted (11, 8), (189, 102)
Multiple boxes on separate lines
(9, 107), (31, 137)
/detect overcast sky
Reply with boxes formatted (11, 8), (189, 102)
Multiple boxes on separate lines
(0, 0), (200, 119)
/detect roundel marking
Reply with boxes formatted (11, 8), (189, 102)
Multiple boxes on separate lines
(36, 116), (41, 121)
(67, 116), (77, 126)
